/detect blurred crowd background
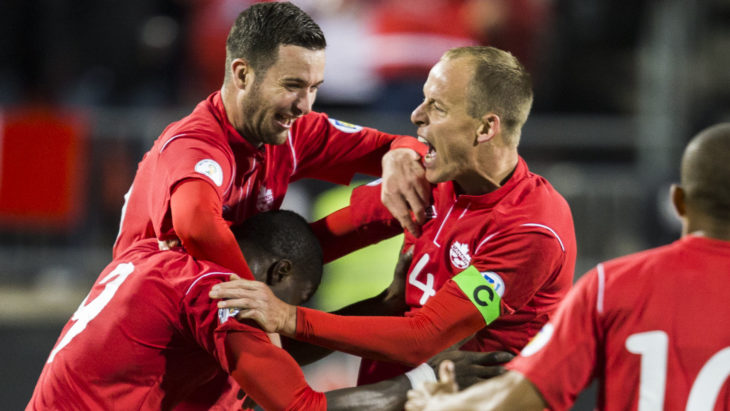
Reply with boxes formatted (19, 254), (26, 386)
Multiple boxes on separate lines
(1, 0), (729, 408)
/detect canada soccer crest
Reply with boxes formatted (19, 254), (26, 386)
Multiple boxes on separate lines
(256, 186), (274, 212)
(449, 241), (471, 269)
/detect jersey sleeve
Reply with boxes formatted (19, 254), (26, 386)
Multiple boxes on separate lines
(289, 112), (411, 184)
(181, 273), (326, 411)
(467, 227), (568, 317)
(294, 284), (485, 366)
(506, 269), (602, 410)
(151, 137), (233, 237)
(310, 181), (403, 262)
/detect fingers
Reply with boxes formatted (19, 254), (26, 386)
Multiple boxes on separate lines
(384, 193), (422, 237)
(209, 279), (265, 300)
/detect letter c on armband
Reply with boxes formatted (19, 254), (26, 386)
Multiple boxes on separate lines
(473, 285), (495, 306)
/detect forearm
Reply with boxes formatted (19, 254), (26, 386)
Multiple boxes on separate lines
(426, 371), (545, 411)
(295, 293), (484, 366)
(325, 375), (411, 411)
(310, 205), (402, 263)
(171, 179), (253, 278)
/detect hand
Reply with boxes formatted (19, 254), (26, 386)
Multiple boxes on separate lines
(209, 274), (297, 336)
(381, 148), (430, 237)
(427, 350), (513, 389)
(405, 360), (458, 411)
(383, 245), (414, 311)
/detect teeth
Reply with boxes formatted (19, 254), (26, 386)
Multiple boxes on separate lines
(417, 136), (428, 144)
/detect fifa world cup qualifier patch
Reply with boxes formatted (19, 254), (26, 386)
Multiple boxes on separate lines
(328, 118), (363, 133)
(218, 307), (241, 324)
(195, 159), (223, 186)
(453, 266), (505, 325)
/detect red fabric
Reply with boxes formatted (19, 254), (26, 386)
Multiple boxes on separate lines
(390, 135), (428, 158)
(27, 240), (325, 410)
(508, 235), (730, 411)
(114, 91), (408, 258)
(171, 179), (254, 279)
(299, 157), (576, 385)
(297, 283), (484, 366)
(310, 203), (402, 263)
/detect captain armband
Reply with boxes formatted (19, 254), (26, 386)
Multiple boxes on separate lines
(453, 266), (506, 325)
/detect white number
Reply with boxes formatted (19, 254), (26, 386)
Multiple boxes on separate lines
(47, 263), (135, 363)
(409, 254), (436, 305)
(626, 331), (730, 411)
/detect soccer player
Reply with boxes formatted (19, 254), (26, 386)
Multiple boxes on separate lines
(209, 46), (577, 385)
(113, 1), (426, 283)
(405, 123), (730, 410)
(29, 210), (504, 411)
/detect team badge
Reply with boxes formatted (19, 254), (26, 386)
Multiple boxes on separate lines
(256, 186), (274, 212)
(218, 307), (241, 324)
(520, 323), (554, 357)
(481, 271), (505, 297)
(194, 159), (223, 187)
(449, 241), (471, 269)
(328, 118), (363, 133)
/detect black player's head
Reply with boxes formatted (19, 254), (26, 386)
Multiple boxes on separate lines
(233, 210), (323, 305)
(224, 1), (326, 84)
(673, 123), (730, 236)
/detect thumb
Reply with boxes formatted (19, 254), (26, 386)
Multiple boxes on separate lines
(439, 360), (456, 385)
(230, 273), (242, 281)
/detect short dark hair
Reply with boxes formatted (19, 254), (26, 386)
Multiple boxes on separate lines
(225, 1), (326, 82)
(232, 210), (323, 285)
(443, 47), (533, 146)
(681, 123), (730, 222)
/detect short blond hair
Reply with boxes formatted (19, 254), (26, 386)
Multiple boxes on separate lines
(443, 46), (533, 146)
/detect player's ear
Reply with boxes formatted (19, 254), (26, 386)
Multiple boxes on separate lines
(267, 259), (293, 286)
(476, 113), (500, 144)
(231, 58), (254, 90)
(671, 184), (686, 217)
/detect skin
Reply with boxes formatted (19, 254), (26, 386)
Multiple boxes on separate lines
(221, 44), (326, 147)
(405, 126), (730, 410)
(412, 56), (517, 195)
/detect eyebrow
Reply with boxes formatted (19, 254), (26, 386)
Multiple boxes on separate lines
(282, 78), (325, 88)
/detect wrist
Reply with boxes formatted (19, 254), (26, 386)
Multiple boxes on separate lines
(405, 363), (437, 389)
(281, 304), (298, 336)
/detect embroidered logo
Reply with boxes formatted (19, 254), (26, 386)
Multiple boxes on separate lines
(328, 118), (363, 133)
(256, 186), (274, 212)
(449, 241), (471, 269)
(218, 307), (240, 324)
(194, 159), (223, 187)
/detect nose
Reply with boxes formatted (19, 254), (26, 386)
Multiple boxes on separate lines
(411, 102), (427, 127)
(294, 89), (316, 116)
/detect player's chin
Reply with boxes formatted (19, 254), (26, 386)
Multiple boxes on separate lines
(265, 131), (289, 145)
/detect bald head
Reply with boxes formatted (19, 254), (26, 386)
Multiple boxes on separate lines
(681, 123), (730, 223)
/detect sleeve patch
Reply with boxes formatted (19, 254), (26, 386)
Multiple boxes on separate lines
(519, 322), (554, 357)
(218, 307), (241, 324)
(194, 159), (223, 187)
(328, 118), (363, 133)
(453, 266), (504, 325)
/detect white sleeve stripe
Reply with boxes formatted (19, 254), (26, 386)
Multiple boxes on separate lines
(159, 134), (188, 153)
(433, 203), (456, 247)
(520, 223), (566, 252)
(287, 130), (297, 176)
(185, 271), (234, 296)
(596, 263), (606, 314)
(475, 231), (500, 254)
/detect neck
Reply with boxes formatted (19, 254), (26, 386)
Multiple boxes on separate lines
(683, 212), (730, 241)
(456, 145), (519, 196)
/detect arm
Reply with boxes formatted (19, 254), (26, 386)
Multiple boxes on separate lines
(170, 179), (253, 279)
(211, 280), (486, 366)
(406, 365), (545, 411)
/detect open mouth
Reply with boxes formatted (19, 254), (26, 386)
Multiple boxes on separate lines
(275, 114), (294, 129)
(419, 136), (436, 164)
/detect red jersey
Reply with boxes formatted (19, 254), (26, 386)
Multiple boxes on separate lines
(507, 235), (730, 411)
(27, 240), (325, 411)
(295, 157), (576, 384)
(113, 91), (404, 257)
